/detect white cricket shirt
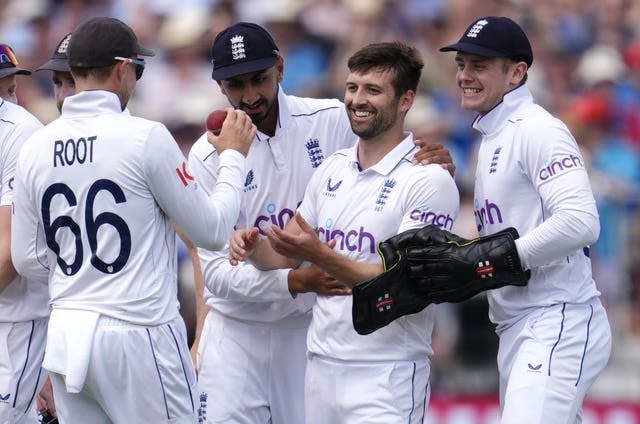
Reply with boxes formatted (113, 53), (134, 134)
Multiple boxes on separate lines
(299, 133), (459, 361)
(0, 99), (49, 322)
(189, 87), (357, 322)
(12, 90), (245, 325)
(472, 85), (601, 331)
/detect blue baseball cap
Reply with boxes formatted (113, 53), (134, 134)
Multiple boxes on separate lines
(440, 16), (533, 67)
(210, 22), (279, 80)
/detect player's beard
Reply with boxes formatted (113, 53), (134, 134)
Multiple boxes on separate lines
(348, 98), (399, 140)
(239, 96), (277, 125)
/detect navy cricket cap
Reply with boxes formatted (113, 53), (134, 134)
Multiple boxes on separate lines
(211, 22), (279, 80)
(0, 44), (31, 79)
(68, 17), (154, 68)
(440, 16), (533, 67)
(36, 33), (72, 72)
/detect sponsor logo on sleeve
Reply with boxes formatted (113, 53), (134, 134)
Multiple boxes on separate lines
(538, 154), (584, 182)
(176, 162), (194, 187)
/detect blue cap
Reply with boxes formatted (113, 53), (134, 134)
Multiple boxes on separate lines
(211, 22), (279, 80)
(440, 16), (533, 67)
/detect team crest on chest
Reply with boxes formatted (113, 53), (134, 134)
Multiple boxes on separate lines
(489, 146), (502, 174)
(375, 179), (396, 211)
(306, 138), (324, 168)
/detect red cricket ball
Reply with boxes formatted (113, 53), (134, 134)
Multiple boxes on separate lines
(206, 110), (227, 135)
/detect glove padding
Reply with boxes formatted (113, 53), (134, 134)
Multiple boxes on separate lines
(352, 225), (530, 335)
(406, 225), (530, 304)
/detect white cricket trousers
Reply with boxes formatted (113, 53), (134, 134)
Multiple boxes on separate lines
(50, 315), (197, 423)
(0, 319), (47, 424)
(196, 311), (310, 424)
(305, 353), (431, 424)
(498, 298), (611, 424)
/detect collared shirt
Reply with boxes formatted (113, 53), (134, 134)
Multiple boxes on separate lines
(299, 133), (459, 361)
(472, 85), (601, 330)
(189, 86), (357, 323)
(0, 99), (48, 322)
(12, 90), (245, 325)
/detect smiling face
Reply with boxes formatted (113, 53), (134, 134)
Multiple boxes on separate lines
(344, 67), (410, 141)
(454, 52), (527, 114)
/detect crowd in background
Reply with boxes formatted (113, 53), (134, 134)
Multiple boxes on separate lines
(2, 0), (639, 402)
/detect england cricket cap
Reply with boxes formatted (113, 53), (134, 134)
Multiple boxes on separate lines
(36, 33), (72, 72)
(0, 44), (31, 79)
(440, 16), (533, 67)
(68, 17), (154, 68)
(210, 22), (279, 80)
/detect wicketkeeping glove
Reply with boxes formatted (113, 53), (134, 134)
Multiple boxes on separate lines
(352, 225), (530, 335)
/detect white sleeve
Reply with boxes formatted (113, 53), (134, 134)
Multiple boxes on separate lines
(198, 246), (294, 301)
(143, 125), (244, 251)
(515, 170), (599, 269)
(514, 121), (599, 269)
(11, 149), (50, 283)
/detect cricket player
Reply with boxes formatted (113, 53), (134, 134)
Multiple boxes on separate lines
(439, 16), (612, 423)
(11, 17), (254, 423)
(0, 75), (48, 424)
(230, 41), (459, 424)
(35, 33), (75, 113)
(0, 44), (31, 104)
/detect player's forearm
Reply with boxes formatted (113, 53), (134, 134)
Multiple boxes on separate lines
(312, 250), (382, 287)
(249, 238), (300, 271)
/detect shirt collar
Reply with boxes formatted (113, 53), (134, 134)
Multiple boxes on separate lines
(346, 132), (417, 175)
(61, 90), (123, 117)
(472, 84), (533, 136)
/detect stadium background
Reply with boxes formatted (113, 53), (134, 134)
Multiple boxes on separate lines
(2, 0), (639, 422)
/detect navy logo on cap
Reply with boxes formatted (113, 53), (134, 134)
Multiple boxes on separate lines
(230, 35), (246, 60)
(467, 19), (488, 38)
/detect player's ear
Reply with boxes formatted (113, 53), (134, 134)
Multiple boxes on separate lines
(276, 56), (284, 82)
(398, 90), (415, 115)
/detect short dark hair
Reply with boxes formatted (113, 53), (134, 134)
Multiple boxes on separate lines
(70, 65), (114, 82)
(347, 41), (424, 97)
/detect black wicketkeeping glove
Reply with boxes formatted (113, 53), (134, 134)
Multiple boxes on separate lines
(352, 225), (530, 335)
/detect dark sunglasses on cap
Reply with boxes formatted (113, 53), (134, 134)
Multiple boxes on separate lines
(114, 56), (145, 80)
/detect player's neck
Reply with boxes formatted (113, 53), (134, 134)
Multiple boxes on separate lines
(356, 130), (404, 170)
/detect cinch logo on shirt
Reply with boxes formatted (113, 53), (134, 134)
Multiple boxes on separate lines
(305, 138), (325, 168)
(474, 198), (503, 233)
(538, 154), (584, 181)
(410, 209), (455, 230)
(253, 202), (299, 234)
(317, 224), (376, 254)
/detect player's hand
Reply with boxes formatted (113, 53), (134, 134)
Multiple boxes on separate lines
(412, 139), (456, 177)
(207, 107), (256, 157)
(266, 213), (325, 263)
(288, 262), (351, 296)
(229, 227), (260, 265)
(37, 376), (57, 419)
